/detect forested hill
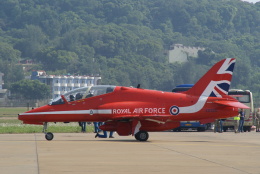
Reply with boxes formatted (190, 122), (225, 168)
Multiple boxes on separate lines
(0, 0), (259, 100)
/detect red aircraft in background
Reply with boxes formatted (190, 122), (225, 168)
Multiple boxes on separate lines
(18, 58), (249, 141)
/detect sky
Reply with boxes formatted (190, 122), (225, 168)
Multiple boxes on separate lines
(242, 0), (260, 3)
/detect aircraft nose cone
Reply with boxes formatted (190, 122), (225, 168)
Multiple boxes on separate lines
(18, 113), (26, 121)
(18, 113), (22, 120)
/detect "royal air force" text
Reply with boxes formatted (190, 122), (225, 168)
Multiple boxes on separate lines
(112, 108), (166, 114)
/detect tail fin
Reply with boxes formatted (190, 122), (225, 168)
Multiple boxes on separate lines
(186, 58), (235, 97)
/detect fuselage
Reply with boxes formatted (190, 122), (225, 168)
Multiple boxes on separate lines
(18, 86), (239, 125)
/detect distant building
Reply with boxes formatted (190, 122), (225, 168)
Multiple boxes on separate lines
(168, 44), (205, 63)
(31, 71), (101, 99)
(0, 72), (7, 102)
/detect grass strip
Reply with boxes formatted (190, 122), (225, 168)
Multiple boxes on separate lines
(0, 107), (28, 117)
(0, 123), (94, 134)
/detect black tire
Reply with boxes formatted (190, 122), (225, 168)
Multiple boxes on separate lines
(242, 127), (250, 132)
(172, 127), (181, 132)
(197, 127), (206, 132)
(45, 132), (54, 141)
(135, 131), (149, 141)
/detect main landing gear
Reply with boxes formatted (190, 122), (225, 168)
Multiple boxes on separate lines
(43, 122), (54, 141)
(134, 131), (149, 141)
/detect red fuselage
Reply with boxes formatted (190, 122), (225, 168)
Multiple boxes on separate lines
(19, 86), (239, 130)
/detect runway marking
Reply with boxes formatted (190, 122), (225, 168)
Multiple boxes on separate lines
(34, 134), (40, 174)
(151, 143), (252, 174)
(152, 142), (260, 148)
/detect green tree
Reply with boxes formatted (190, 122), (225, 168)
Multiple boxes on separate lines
(38, 49), (79, 71)
(0, 61), (24, 88)
(13, 25), (47, 58)
(0, 42), (21, 62)
(197, 49), (216, 66)
(10, 79), (50, 99)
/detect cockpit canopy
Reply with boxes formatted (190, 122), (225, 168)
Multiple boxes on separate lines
(50, 85), (116, 105)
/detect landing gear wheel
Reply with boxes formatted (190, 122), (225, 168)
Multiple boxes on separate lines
(43, 122), (54, 141)
(45, 132), (54, 141)
(135, 131), (149, 141)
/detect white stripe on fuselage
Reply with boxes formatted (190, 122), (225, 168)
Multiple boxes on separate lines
(20, 109), (112, 115)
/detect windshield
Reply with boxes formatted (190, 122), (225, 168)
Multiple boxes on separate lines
(228, 91), (250, 103)
(50, 85), (116, 105)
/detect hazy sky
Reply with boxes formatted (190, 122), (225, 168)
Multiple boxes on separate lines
(242, 0), (259, 3)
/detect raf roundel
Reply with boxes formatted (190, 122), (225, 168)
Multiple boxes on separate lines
(170, 106), (180, 115)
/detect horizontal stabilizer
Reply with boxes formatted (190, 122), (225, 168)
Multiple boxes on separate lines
(214, 100), (249, 109)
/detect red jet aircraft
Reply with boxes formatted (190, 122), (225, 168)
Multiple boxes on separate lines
(18, 58), (249, 141)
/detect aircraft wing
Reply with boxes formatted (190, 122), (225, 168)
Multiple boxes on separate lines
(214, 100), (250, 109)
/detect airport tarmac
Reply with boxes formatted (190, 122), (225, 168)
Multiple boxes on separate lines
(0, 131), (260, 174)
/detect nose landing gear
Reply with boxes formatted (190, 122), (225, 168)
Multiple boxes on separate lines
(43, 122), (54, 141)
(45, 132), (54, 141)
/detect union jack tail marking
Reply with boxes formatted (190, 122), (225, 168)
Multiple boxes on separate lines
(186, 58), (235, 98)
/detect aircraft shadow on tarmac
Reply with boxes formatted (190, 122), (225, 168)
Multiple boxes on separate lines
(42, 139), (210, 143)
(50, 139), (149, 143)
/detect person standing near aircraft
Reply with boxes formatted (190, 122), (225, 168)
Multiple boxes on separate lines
(219, 119), (224, 133)
(81, 122), (86, 133)
(255, 108), (260, 132)
(234, 114), (240, 133)
(238, 109), (245, 132)
(214, 119), (220, 133)
(94, 122), (103, 133)
(214, 119), (223, 133)
(94, 122), (99, 133)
